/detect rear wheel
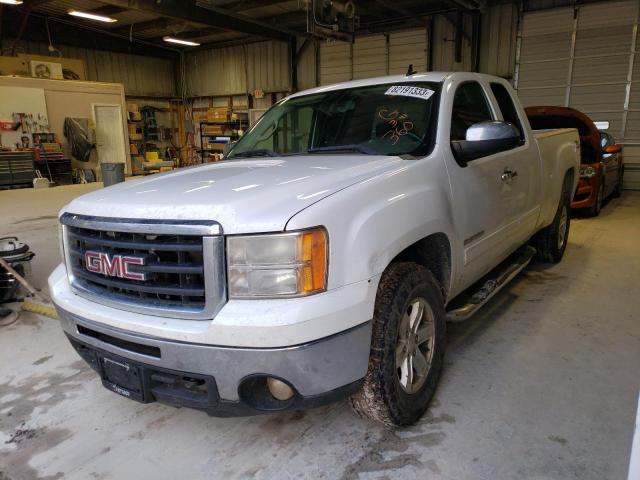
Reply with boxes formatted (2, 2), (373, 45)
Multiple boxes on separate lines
(349, 262), (446, 426)
(535, 173), (572, 263)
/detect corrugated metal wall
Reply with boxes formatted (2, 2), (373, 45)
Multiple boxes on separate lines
(247, 41), (291, 93)
(479, 2), (519, 78)
(319, 41), (352, 85)
(389, 29), (428, 75)
(185, 46), (247, 96)
(516, 0), (640, 189)
(2, 39), (176, 97)
(431, 15), (473, 71)
(353, 35), (387, 79)
(297, 38), (317, 90)
(184, 41), (291, 97)
(316, 7), (518, 86)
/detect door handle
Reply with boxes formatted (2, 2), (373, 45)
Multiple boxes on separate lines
(501, 169), (518, 182)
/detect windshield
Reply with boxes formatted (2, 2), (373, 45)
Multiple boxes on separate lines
(228, 82), (441, 159)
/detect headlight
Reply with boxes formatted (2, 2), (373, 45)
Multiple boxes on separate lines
(579, 165), (596, 178)
(226, 227), (328, 298)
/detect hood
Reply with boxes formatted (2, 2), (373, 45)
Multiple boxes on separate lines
(64, 155), (405, 234)
(525, 105), (601, 163)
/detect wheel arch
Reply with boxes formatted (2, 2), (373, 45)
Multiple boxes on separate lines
(388, 232), (452, 302)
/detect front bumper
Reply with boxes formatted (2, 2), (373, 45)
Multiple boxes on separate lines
(572, 177), (599, 209)
(57, 306), (371, 415)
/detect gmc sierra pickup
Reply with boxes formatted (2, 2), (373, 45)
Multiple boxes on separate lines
(49, 72), (579, 426)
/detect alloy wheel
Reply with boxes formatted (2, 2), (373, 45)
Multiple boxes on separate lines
(557, 204), (568, 250)
(396, 297), (435, 394)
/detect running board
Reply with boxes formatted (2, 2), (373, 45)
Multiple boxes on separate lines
(446, 246), (536, 323)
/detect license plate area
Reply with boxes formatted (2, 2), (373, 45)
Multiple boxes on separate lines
(99, 354), (144, 402)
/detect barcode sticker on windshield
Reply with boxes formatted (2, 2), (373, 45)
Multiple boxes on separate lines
(384, 86), (435, 100)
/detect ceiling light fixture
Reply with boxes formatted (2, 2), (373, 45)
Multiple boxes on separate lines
(68, 10), (118, 23)
(0, 0), (24, 5)
(163, 36), (200, 46)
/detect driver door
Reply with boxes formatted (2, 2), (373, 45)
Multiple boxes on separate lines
(445, 80), (515, 291)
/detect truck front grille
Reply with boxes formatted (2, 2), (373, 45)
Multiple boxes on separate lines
(60, 213), (226, 320)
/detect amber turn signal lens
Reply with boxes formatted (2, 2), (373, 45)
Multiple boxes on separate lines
(299, 228), (327, 294)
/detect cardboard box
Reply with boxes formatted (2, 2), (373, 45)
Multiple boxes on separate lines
(207, 107), (228, 122)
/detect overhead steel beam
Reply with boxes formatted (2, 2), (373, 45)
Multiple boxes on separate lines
(157, 27), (228, 40)
(372, 0), (426, 28)
(88, 5), (129, 16)
(109, 18), (172, 35)
(214, 0), (285, 12)
(2, 10), (179, 58)
(96, 0), (295, 41)
(10, 0), (41, 55)
(448, 0), (487, 11)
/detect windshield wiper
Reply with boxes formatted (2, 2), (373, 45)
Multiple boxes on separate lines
(230, 149), (277, 158)
(308, 144), (377, 155)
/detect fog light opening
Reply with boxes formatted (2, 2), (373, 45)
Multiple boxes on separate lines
(267, 377), (295, 401)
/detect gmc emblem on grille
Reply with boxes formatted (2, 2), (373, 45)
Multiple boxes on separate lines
(84, 251), (148, 281)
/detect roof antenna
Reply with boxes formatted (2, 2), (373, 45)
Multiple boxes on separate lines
(406, 64), (417, 76)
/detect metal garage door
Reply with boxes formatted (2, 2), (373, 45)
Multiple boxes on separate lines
(388, 29), (428, 75)
(353, 35), (387, 79)
(320, 29), (428, 84)
(516, 0), (640, 189)
(320, 41), (352, 85)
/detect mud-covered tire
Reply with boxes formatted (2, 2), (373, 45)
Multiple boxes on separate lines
(349, 262), (446, 426)
(534, 173), (572, 263)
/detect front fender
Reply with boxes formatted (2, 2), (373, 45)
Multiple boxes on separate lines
(286, 157), (458, 291)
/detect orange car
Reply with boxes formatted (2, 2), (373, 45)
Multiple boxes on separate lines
(525, 106), (624, 216)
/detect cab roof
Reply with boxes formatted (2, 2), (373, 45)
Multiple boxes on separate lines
(287, 72), (451, 99)
(287, 71), (506, 99)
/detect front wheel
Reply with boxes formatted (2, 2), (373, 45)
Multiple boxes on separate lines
(349, 262), (446, 426)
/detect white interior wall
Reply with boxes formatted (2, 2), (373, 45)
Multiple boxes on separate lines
(0, 76), (130, 178)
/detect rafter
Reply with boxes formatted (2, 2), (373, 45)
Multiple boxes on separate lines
(95, 0), (295, 41)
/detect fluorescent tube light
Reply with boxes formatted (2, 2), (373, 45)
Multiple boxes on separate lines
(0, 0), (24, 4)
(163, 37), (200, 46)
(68, 10), (118, 23)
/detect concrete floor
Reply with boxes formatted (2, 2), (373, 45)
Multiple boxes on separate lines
(0, 184), (638, 480)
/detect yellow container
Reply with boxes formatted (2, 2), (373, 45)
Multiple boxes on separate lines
(145, 151), (159, 162)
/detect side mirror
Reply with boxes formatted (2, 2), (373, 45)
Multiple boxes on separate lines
(603, 144), (622, 154)
(451, 121), (521, 167)
(222, 141), (237, 158)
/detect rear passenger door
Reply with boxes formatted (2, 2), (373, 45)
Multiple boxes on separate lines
(488, 81), (541, 247)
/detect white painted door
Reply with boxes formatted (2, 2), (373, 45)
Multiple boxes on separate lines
(93, 104), (126, 166)
(445, 80), (512, 290)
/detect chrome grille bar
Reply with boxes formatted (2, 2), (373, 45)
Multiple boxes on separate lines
(60, 213), (226, 321)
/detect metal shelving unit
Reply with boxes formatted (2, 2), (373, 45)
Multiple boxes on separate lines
(199, 121), (241, 162)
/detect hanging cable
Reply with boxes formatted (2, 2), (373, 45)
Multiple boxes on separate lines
(45, 17), (62, 57)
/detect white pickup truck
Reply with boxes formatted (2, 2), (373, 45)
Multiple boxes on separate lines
(49, 72), (579, 426)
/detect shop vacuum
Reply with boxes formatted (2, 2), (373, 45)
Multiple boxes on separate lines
(0, 237), (35, 326)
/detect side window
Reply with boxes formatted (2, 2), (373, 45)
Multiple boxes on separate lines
(450, 82), (493, 141)
(490, 82), (524, 140)
(600, 132), (614, 150)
